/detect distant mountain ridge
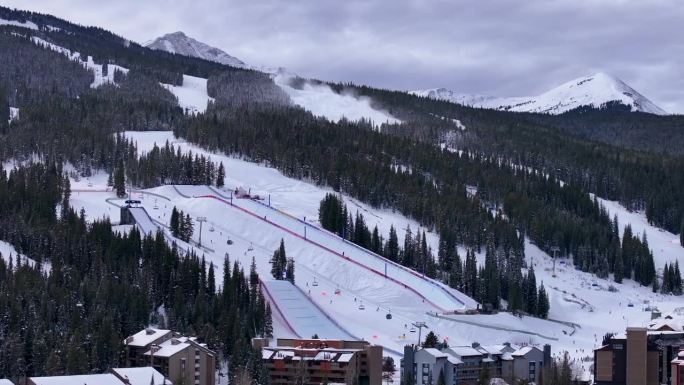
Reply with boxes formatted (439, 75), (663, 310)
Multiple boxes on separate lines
(146, 31), (246, 68)
(412, 73), (667, 115)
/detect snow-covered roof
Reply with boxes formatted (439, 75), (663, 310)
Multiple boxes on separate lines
(30, 374), (124, 385)
(144, 338), (190, 358)
(423, 348), (448, 358)
(0, 380), (14, 385)
(125, 328), (171, 347)
(512, 346), (537, 357)
(501, 352), (514, 361)
(649, 316), (684, 331)
(478, 344), (511, 355)
(447, 346), (484, 357)
(446, 355), (463, 365)
(111, 367), (171, 385)
(337, 353), (355, 363)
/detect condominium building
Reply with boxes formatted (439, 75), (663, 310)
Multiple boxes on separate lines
(254, 338), (383, 385)
(594, 327), (684, 385)
(123, 328), (216, 385)
(401, 343), (549, 385)
(25, 367), (170, 385)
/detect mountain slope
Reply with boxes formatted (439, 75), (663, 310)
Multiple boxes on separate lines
(146, 31), (246, 68)
(414, 72), (667, 115)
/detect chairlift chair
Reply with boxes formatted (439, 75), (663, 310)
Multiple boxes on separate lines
(358, 302), (365, 310)
(209, 226), (215, 232)
(410, 326), (416, 333)
(386, 313), (392, 320)
(312, 278), (319, 287)
(334, 288), (341, 295)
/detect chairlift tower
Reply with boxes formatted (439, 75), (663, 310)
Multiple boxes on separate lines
(412, 321), (428, 346)
(197, 216), (207, 247)
(550, 246), (560, 277)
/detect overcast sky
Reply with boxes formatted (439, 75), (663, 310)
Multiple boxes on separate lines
(6, 0), (684, 113)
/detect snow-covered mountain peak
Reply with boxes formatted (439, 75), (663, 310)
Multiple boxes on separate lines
(146, 31), (247, 68)
(413, 72), (667, 115)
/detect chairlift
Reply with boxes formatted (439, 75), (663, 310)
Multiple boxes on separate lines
(153, 204), (159, 209)
(209, 226), (215, 232)
(312, 278), (319, 287)
(247, 244), (254, 252)
(358, 302), (365, 310)
(334, 287), (341, 295)
(386, 313), (393, 320)
(87, 181), (93, 187)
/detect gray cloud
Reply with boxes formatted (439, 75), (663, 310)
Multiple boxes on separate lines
(5, 0), (683, 112)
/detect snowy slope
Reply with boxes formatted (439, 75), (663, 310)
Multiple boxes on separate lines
(0, 17), (38, 30)
(593, 195), (684, 270)
(161, 75), (214, 114)
(274, 74), (401, 126)
(0, 240), (51, 273)
(123, 131), (433, 250)
(30, 36), (129, 88)
(63, 130), (684, 368)
(146, 32), (246, 68)
(413, 73), (667, 115)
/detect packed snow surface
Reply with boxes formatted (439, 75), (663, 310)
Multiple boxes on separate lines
(413, 73), (667, 115)
(161, 75), (214, 114)
(147, 31), (246, 68)
(262, 279), (356, 340)
(275, 74), (401, 126)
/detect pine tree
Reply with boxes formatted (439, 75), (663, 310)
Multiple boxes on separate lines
(423, 331), (439, 348)
(537, 283), (550, 319)
(385, 225), (399, 262)
(526, 266), (538, 315)
(371, 226), (381, 254)
(264, 304), (274, 337)
(114, 160), (126, 198)
(613, 250), (623, 283)
(450, 251), (463, 290)
(271, 239), (287, 280)
(217, 162), (225, 188)
(285, 258), (295, 284)
(403, 226), (414, 267)
(207, 262), (216, 295)
(170, 207), (180, 237)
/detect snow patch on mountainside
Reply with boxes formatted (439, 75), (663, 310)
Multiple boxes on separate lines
(8, 107), (19, 123)
(274, 75), (401, 127)
(30, 36), (129, 88)
(592, 195), (684, 269)
(414, 73), (667, 115)
(161, 75), (214, 114)
(147, 31), (246, 68)
(0, 240), (51, 273)
(0, 18), (38, 30)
